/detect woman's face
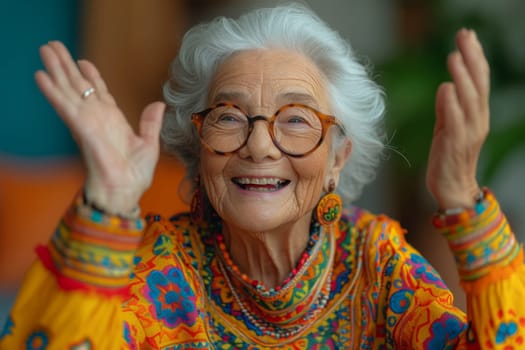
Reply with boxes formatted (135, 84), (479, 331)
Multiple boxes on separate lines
(200, 49), (349, 232)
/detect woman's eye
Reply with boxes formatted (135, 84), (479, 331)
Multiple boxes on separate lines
(218, 114), (241, 123)
(287, 116), (307, 123)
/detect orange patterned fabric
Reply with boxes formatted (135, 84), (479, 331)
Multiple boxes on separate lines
(1, 189), (524, 349)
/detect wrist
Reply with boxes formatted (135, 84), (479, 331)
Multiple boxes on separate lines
(435, 188), (484, 218)
(83, 187), (141, 219)
(434, 183), (482, 211)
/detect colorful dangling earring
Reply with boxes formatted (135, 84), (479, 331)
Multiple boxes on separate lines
(190, 175), (204, 223)
(316, 179), (342, 226)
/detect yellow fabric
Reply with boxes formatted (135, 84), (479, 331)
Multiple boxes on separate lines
(1, 194), (524, 349)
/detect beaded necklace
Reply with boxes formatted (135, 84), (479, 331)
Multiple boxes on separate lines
(213, 219), (336, 339)
(215, 219), (323, 297)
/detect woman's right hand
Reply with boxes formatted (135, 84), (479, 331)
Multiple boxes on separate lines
(35, 41), (165, 215)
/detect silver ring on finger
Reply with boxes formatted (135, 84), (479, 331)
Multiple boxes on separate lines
(81, 87), (96, 99)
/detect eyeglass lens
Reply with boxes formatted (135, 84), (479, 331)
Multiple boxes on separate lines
(201, 105), (323, 155)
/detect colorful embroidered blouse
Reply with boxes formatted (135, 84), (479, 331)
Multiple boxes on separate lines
(1, 189), (524, 349)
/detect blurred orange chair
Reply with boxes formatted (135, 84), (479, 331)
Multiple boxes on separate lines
(0, 155), (187, 292)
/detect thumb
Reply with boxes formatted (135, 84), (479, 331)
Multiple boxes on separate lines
(434, 82), (462, 133)
(139, 101), (166, 145)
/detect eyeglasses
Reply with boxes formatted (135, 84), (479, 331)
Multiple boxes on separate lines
(191, 102), (343, 157)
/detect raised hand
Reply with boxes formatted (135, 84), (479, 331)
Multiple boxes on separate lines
(35, 41), (165, 215)
(426, 29), (490, 210)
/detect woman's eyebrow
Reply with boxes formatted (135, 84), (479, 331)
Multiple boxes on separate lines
(211, 91), (320, 108)
(278, 92), (320, 108)
(212, 91), (249, 104)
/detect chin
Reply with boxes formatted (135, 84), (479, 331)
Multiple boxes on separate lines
(220, 203), (304, 234)
(229, 211), (283, 231)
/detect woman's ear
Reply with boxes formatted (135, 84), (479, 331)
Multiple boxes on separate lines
(326, 139), (352, 190)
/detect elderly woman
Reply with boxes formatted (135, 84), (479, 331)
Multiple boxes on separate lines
(1, 3), (524, 349)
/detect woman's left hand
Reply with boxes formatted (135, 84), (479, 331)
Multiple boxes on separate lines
(426, 29), (490, 210)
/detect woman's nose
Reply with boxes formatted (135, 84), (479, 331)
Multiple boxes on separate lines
(237, 120), (282, 161)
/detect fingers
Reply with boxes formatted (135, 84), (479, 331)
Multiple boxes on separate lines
(38, 41), (109, 103)
(427, 30), (491, 209)
(448, 30), (490, 118)
(447, 50), (479, 117)
(455, 29), (490, 98)
(36, 41), (120, 128)
(39, 42), (88, 101)
(139, 102), (166, 146)
(34, 69), (75, 119)
(435, 82), (463, 132)
(38, 44), (71, 93)
(78, 59), (115, 104)
(47, 41), (89, 96)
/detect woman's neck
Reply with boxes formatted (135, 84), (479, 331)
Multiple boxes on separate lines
(221, 213), (312, 288)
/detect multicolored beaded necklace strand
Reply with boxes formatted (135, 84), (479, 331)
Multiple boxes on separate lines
(214, 220), (336, 341)
(215, 219), (324, 297)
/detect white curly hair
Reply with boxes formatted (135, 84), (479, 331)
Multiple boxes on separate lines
(161, 2), (386, 204)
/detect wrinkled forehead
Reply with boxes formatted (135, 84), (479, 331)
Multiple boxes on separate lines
(208, 49), (331, 112)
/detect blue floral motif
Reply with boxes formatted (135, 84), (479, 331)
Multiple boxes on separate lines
(389, 289), (414, 314)
(26, 329), (49, 350)
(0, 315), (13, 340)
(425, 313), (466, 349)
(408, 253), (447, 289)
(495, 321), (518, 344)
(143, 266), (198, 328)
(153, 234), (175, 256)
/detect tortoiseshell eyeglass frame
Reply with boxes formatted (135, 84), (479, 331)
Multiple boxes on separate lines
(191, 102), (345, 157)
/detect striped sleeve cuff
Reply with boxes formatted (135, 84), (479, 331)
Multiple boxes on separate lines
(432, 188), (521, 282)
(39, 194), (145, 295)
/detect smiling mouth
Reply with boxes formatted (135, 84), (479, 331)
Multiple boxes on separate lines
(231, 177), (291, 192)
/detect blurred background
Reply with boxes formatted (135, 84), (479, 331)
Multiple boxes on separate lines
(1, 0), (524, 326)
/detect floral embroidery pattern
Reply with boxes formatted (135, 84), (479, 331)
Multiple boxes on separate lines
(495, 321), (518, 344)
(153, 234), (175, 257)
(424, 313), (466, 349)
(142, 266), (198, 328)
(26, 329), (49, 350)
(407, 253), (447, 289)
(3, 192), (522, 349)
(481, 308), (525, 348)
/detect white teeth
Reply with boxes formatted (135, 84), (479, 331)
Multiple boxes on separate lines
(247, 187), (276, 192)
(234, 177), (284, 185)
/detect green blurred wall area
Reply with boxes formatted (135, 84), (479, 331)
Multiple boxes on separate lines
(0, 0), (80, 157)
